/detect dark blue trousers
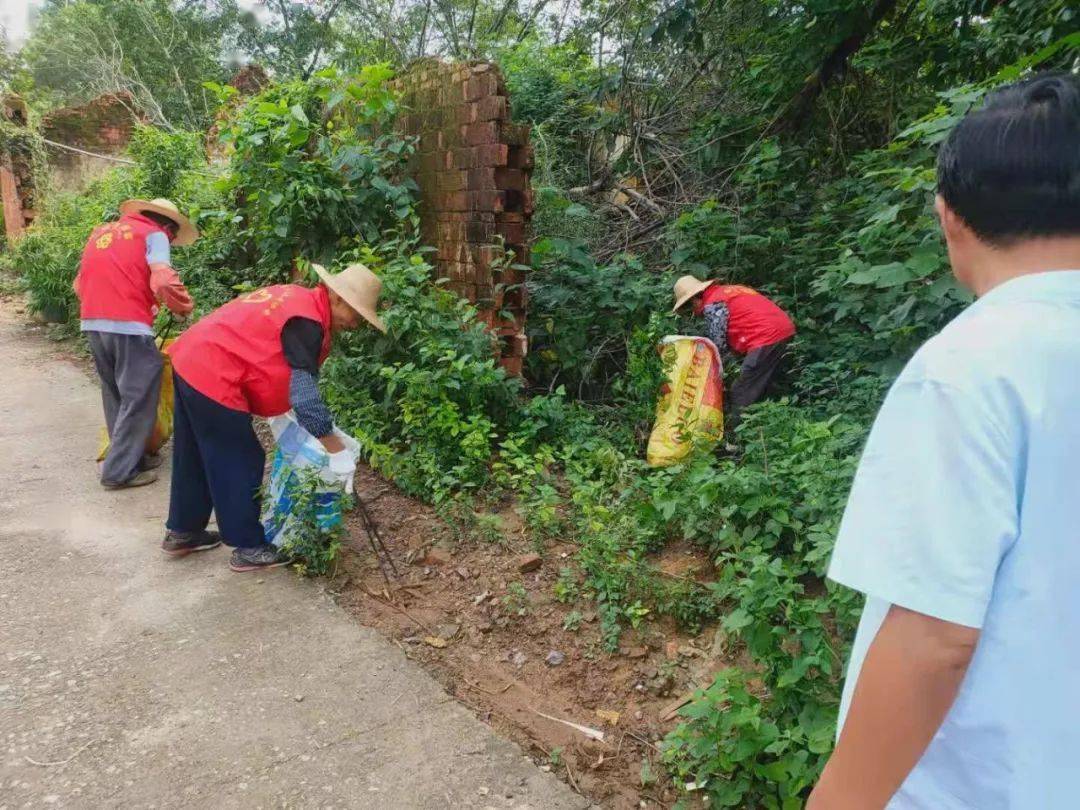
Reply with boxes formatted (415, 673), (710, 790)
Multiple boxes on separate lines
(167, 373), (266, 548)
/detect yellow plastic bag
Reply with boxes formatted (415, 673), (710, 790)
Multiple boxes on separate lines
(96, 337), (176, 462)
(646, 335), (724, 467)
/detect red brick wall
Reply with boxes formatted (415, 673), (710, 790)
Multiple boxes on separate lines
(40, 93), (146, 193)
(41, 92), (143, 153)
(1, 95), (35, 238)
(392, 60), (533, 375)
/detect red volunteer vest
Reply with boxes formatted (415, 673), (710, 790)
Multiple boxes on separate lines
(75, 213), (168, 325)
(168, 285), (333, 416)
(697, 284), (796, 355)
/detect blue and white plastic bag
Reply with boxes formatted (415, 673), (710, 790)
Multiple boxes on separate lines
(261, 412), (360, 548)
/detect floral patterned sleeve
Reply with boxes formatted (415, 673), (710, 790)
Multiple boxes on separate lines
(702, 302), (729, 353)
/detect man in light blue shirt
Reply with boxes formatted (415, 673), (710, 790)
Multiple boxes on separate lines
(809, 73), (1080, 808)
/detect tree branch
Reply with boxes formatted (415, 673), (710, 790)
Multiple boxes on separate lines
(301, 0), (346, 78)
(768, 0), (899, 135)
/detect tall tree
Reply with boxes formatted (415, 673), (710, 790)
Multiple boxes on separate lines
(20, 0), (233, 128)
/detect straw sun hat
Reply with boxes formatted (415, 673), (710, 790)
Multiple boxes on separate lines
(312, 263), (387, 333)
(671, 275), (715, 313)
(119, 198), (199, 246)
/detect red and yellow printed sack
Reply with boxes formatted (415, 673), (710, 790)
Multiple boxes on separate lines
(646, 336), (724, 467)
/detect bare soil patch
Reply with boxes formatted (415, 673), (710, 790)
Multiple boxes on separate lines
(325, 465), (730, 809)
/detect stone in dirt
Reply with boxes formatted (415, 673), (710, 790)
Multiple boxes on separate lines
(435, 623), (461, 640)
(466, 627), (486, 646)
(422, 547), (453, 566)
(510, 650), (527, 667)
(648, 672), (675, 697)
(517, 554), (542, 573)
(621, 646), (648, 659)
(545, 650), (565, 667)
(595, 709), (620, 725)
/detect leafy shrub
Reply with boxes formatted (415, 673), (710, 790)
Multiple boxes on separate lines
(655, 403), (864, 807)
(208, 64), (416, 281)
(128, 125), (203, 198)
(321, 238), (521, 503)
(527, 236), (673, 398)
(498, 38), (606, 189)
(531, 186), (603, 244)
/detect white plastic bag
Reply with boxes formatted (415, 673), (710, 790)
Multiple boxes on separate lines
(261, 411), (361, 548)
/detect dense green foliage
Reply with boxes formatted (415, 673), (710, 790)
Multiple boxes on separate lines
(4, 0), (1078, 804)
(207, 65), (416, 276)
(323, 238), (522, 503)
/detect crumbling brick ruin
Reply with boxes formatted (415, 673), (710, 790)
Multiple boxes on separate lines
(41, 92), (145, 191)
(1, 96), (38, 240)
(41, 92), (143, 155)
(392, 60), (533, 375)
(2, 92), (146, 239)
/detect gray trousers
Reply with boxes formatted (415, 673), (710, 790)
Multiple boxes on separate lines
(86, 331), (163, 484)
(726, 338), (791, 433)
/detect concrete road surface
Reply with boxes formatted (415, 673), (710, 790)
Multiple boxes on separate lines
(0, 304), (590, 810)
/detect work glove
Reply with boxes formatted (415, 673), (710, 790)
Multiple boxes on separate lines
(150, 265), (195, 317)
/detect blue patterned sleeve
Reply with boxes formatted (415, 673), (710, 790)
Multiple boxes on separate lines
(702, 302), (729, 353)
(289, 369), (334, 438)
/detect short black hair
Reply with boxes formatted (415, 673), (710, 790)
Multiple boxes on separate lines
(142, 210), (180, 233)
(937, 71), (1080, 246)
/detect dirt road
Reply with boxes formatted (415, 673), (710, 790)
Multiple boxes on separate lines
(0, 304), (590, 809)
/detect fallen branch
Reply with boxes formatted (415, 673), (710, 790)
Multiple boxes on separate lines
(659, 690), (698, 721)
(463, 678), (513, 695)
(360, 586), (437, 635)
(567, 167), (613, 198)
(352, 490), (399, 586)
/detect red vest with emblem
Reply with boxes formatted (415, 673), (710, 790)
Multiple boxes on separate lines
(697, 284), (796, 355)
(168, 285), (333, 416)
(74, 213), (168, 325)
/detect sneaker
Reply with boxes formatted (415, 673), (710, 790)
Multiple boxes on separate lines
(102, 470), (158, 490)
(229, 545), (292, 573)
(140, 454), (165, 471)
(162, 530), (222, 557)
